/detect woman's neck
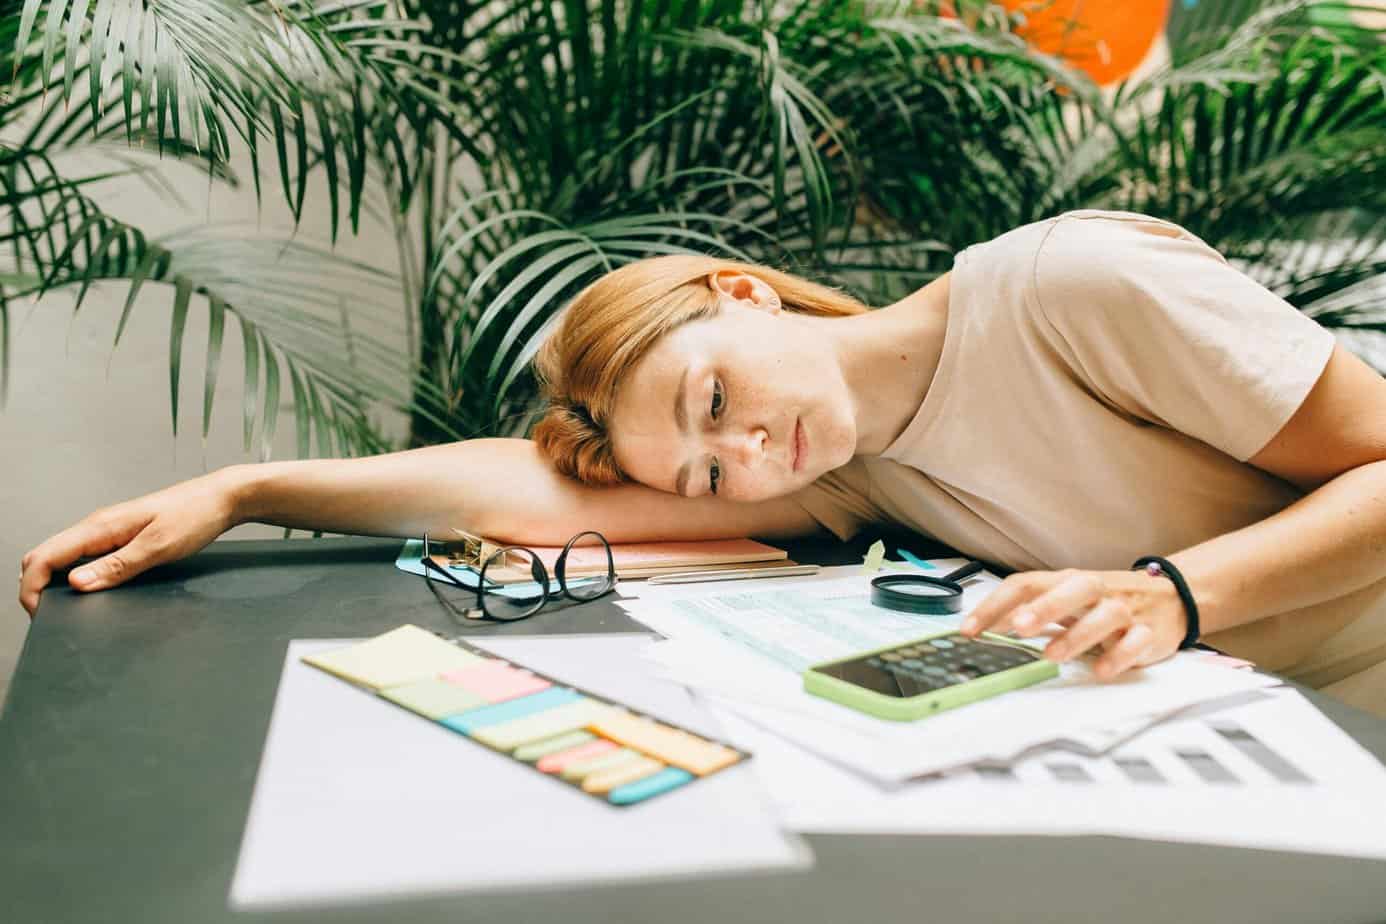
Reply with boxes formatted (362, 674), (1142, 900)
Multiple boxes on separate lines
(828, 273), (953, 456)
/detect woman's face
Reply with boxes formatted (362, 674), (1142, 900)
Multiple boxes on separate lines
(608, 286), (858, 503)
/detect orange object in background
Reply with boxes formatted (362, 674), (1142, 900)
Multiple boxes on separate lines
(1000, 0), (1171, 85)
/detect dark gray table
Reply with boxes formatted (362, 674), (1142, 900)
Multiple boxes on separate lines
(4, 536), (1385, 924)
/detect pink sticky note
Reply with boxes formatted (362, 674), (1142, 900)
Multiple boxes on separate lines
(441, 659), (513, 684)
(442, 661), (552, 703)
(537, 739), (619, 774)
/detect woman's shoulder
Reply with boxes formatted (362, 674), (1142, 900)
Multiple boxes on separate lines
(972, 209), (1215, 270)
(963, 209), (1225, 319)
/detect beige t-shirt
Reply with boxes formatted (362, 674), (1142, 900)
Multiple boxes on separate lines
(793, 209), (1386, 678)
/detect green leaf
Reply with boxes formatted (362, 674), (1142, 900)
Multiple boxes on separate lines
(113, 244), (165, 351)
(239, 313), (259, 454)
(14, 0), (45, 82)
(168, 275), (192, 437)
(0, 288), (9, 405)
(64, 0), (93, 104)
(259, 334), (280, 462)
(41, 0), (71, 97)
(202, 295), (226, 442)
(289, 364), (311, 460)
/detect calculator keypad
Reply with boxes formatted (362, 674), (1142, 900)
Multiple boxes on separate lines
(864, 634), (1036, 692)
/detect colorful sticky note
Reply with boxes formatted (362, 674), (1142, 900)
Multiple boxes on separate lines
(608, 768), (695, 805)
(513, 730), (596, 763)
(589, 711), (740, 776)
(442, 661), (552, 703)
(537, 738), (621, 775)
(897, 549), (938, 572)
(860, 540), (886, 575)
(302, 625), (483, 690)
(470, 699), (613, 751)
(581, 757), (666, 795)
(560, 748), (643, 783)
(379, 677), (487, 720)
(440, 687), (583, 735)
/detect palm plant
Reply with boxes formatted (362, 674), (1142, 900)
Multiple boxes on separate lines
(4, 0), (1384, 462)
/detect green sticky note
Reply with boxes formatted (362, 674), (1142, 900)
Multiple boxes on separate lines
(379, 677), (488, 720)
(513, 730), (596, 762)
(860, 540), (886, 575)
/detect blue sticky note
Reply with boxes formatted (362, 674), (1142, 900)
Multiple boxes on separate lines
(441, 687), (583, 735)
(608, 768), (695, 805)
(897, 549), (938, 572)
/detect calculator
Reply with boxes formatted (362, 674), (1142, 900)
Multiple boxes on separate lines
(803, 631), (1059, 721)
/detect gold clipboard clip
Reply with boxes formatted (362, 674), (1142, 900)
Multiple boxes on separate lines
(445, 527), (511, 569)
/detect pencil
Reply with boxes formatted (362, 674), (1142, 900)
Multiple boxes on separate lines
(645, 564), (821, 585)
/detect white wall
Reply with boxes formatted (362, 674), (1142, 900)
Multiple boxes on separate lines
(1, 147), (406, 707)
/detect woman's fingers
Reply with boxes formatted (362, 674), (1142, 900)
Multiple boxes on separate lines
(1093, 623), (1155, 680)
(1043, 598), (1131, 662)
(69, 525), (169, 592)
(964, 570), (1103, 638)
(18, 510), (151, 616)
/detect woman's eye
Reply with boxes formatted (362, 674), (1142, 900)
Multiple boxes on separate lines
(710, 457), (721, 496)
(710, 379), (724, 420)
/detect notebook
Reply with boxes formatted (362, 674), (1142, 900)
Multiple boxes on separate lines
(434, 532), (793, 584)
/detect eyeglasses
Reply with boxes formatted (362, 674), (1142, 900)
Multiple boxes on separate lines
(421, 530), (618, 623)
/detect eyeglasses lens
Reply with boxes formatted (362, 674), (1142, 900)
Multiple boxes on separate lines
(561, 531), (616, 601)
(479, 547), (549, 621)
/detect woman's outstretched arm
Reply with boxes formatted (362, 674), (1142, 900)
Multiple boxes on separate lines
(19, 437), (820, 615)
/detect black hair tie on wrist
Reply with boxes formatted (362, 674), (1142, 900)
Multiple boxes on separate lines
(1131, 556), (1200, 650)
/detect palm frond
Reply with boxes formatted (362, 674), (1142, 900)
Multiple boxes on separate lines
(1, 146), (404, 455)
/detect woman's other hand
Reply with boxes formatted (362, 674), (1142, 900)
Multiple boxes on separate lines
(18, 468), (245, 617)
(959, 568), (1189, 679)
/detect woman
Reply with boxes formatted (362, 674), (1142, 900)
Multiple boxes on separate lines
(19, 210), (1386, 716)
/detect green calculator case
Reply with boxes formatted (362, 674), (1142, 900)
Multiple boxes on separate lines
(803, 630), (1059, 722)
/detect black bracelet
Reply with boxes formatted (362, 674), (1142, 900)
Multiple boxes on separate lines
(1131, 556), (1200, 650)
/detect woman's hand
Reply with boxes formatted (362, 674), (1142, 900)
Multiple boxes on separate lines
(958, 568), (1189, 679)
(18, 468), (245, 617)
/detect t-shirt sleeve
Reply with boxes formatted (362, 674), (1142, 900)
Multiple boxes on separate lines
(788, 456), (883, 541)
(1030, 212), (1338, 463)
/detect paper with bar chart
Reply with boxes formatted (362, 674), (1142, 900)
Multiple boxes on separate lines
(707, 686), (1386, 859)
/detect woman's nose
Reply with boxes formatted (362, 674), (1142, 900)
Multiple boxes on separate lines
(716, 427), (768, 467)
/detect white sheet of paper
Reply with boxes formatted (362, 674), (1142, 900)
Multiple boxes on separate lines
(621, 566), (1278, 782)
(229, 635), (810, 910)
(706, 686), (1386, 860)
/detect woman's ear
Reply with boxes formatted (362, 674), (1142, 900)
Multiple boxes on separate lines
(709, 270), (783, 314)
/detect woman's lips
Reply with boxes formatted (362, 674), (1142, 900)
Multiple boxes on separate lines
(793, 419), (805, 473)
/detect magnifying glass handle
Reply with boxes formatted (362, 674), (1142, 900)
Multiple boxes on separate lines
(941, 560), (986, 583)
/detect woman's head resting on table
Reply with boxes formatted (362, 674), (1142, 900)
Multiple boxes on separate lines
(532, 254), (873, 503)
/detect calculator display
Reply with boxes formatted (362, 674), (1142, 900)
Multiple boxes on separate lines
(811, 633), (1041, 698)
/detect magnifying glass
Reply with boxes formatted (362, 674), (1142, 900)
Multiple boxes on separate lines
(870, 560), (987, 615)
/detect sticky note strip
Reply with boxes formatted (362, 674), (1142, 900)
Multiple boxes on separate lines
(897, 549), (937, 572)
(441, 686), (583, 735)
(537, 738), (620, 775)
(560, 748), (643, 783)
(589, 711), (741, 776)
(608, 768), (694, 805)
(379, 677), (487, 720)
(581, 756), (666, 795)
(441, 661), (552, 704)
(860, 540), (885, 575)
(470, 699), (613, 751)
(302, 625), (483, 690)
(513, 730), (595, 763)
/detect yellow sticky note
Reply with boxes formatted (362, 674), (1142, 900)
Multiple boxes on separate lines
(860, 540), (885, 575)
(303, 625), (484, 691)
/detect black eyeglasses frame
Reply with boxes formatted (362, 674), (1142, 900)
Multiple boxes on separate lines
(421, 530), (617, 624)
